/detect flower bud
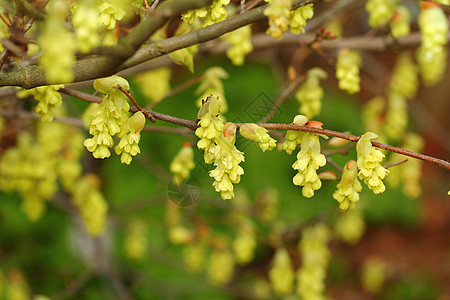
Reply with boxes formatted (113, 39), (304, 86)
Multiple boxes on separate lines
(93, 75), (130, 94)
(128, 111), (146, 133)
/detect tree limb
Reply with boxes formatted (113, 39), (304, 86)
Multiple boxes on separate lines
(0, 0), (213, 88)
(58, 88), (450, 170)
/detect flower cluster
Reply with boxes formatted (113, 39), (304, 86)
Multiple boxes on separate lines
(71, 0), (101, 53)
(0, 116), (84, 222)
(295, 67), (327, 118)
(98, 0), (127, 30)
(297, 223), (330, 299)
(289, 3), (314, 34)
(334, 209), (366, 245)
(336, 48), (362, 94)
(417, 46), (447, 87)
(269, 247), (295, 296)
(18, 85), (64, 122)
(168, 22), (198, 72)
(356, 132), (389, 194)
(232, 211), (257, 264)
(114, 111), (146, 164)
(170, 143), (195, 185)
(183, 242), (206, 274)
(264, 0), (292, 39)
(361, 258), (387, 293)
(292, 132), (327, 198)
(390, 6), (411, 38)
(39, 0), (75, 83)
(124, 220), (148, 260)
(256, 187), (279, 222)
(84, 76), (143, 162)
(182, 0), (230, 28)
(362, 96), (385, 134)
(209, 123), (245, 200)
(207, 239), (234, 286)
(417, 3), (449, 86)
(282, 114), (309, 155)
(387, 133), (424, 198)
(333, 160), (362, 211)
(0, 133), (58, 221)
(401, 134), (424, 198)
(384, 93), (408, 141)
(388, 52), (418, 99)
(222, 26), (253, 66)
(72, 174), (108, 236)
(239, 123), (277, 152)
(195, 96), (224, 164)
(365, 0), (397, 27)
(195, 67), (229, 113)
(134, 67), (172, 103)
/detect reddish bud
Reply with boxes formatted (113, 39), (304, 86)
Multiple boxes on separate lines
(305, 120), (323, 128)
(318, 171), (338, 181)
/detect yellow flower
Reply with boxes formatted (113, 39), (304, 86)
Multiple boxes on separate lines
(282, 114), (308, 154)
(232, 221), (257, 264)
(239, 123), (277, 152)
(366, 0), (397, 27)
(72, 174), (108, 236)
(19, 85), (64, 122)
(390, 6), (411, 38)
(195, 96), (224, 164)
(388, 52), (418, 99)
(264, 0), (292, 39)
(209, 123), (245, 200)
(207, 244), (234, 286)
(170, 144), (195, 185)
(334, 209), (366, 245)
(114, 112), (146, 164)
(336, 49), (361, 94)
(356, 132), (389, 194)
(222, 26), (253, 66)
(384, 93), (408, 141)
(39, 0), (75, 83)
(269, 248), (294, 296)
(124, 220), (148, 260)
(289, 3), (314, 34)
(134, 67), (171, 103)
(71, 0), (101, 52)
(292, 133), (326, 198)
(195, 67), (229, 113)
(333, 160), (362, 211)
(297, 223), (330, 300)
(295, 67), (327, 118)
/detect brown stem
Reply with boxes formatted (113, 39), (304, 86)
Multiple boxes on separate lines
(58, 88), (450, 170)
(384, 159), (408, 169)
(118, 85), (155, 122)
(251, 123), (450, 170)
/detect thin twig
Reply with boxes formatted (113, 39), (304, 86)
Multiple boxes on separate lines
(118, 85), (156, 122)
(260, 75), (306, 123)
(245, 0), (265, 11)
(384, 159), (408, 169)
(326, 157), (344, 174)
(147, 74), (204, 109)
(251, 123), (450, 170)
(148, 0), (160, 14)
(58, 88), (450, 170)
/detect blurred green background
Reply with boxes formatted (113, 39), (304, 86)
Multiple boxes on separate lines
(0, 57), (448, 300)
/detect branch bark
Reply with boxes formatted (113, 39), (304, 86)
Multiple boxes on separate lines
(0, 0), (213, 88)
(58, 88), (450, 170)
(0, 0), (310, 88)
